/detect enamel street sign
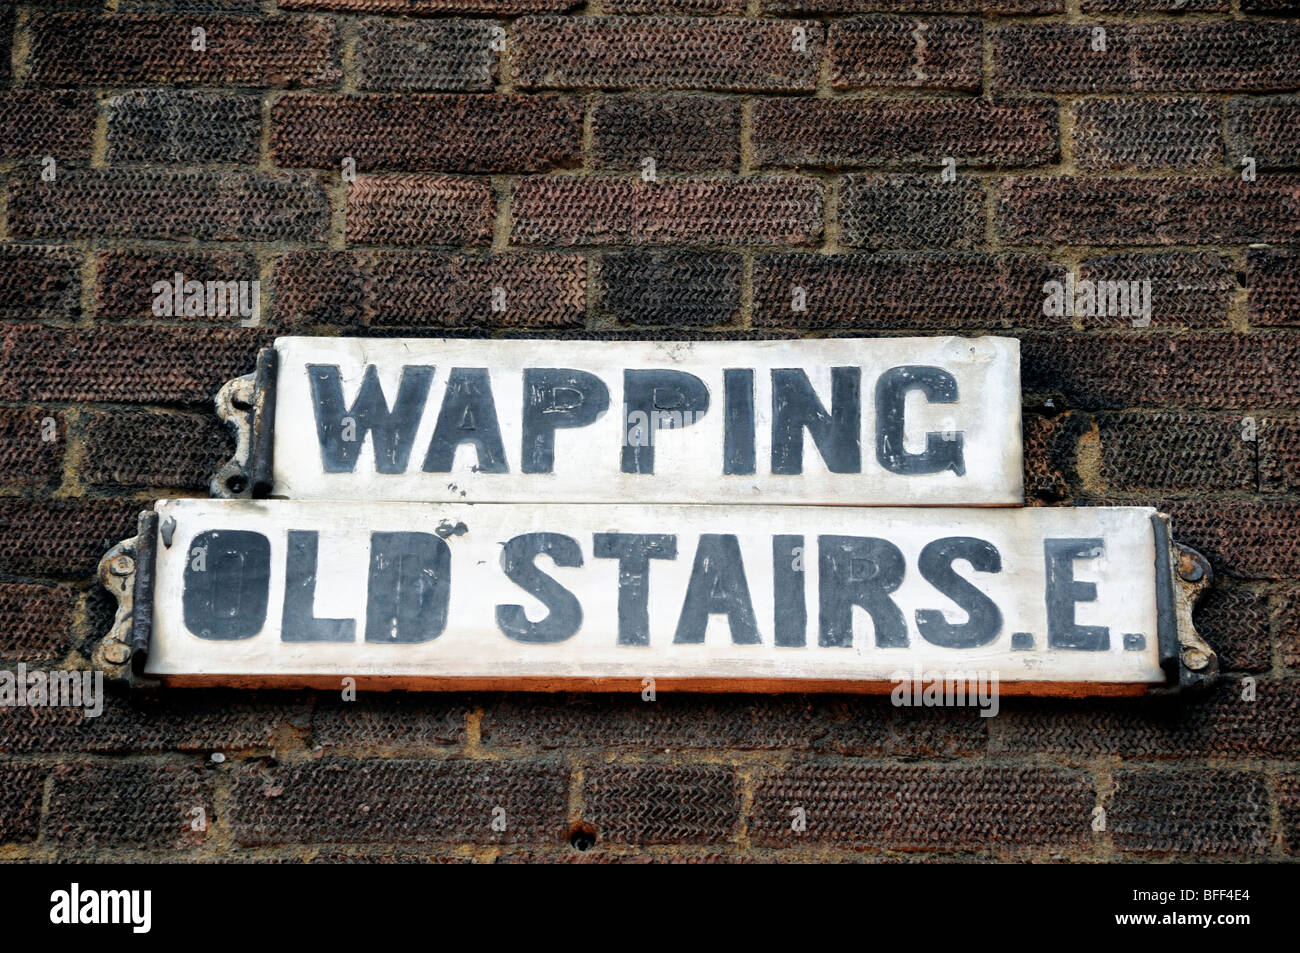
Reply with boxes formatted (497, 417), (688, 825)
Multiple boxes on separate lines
(92, 499), (1216, 696)
(211, 336), (1023, 506)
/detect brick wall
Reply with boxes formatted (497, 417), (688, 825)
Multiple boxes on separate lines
(0, 0), (1296, 863)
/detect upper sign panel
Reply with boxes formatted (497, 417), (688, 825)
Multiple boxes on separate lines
(260, 336), (1022, 506)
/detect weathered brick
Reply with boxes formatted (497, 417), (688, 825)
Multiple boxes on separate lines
(829, 17), (981, 91)
(592, 95), (739, 172)
(597, 251), (741, 326)
(1081, 0), (1226, 9)
(753, 252), (1061, 331)
(1023, 411), (1087, 503)
(1227, 97), (1300, 169)
(273, 250), (585, 328)
(998, 176), (1300, 246)
(994, 23), (1300, 93)
(768, 0), (1059, 9)
(0, 498), (143, 579)
(511, 178), (822, 246)
(94, 247), (259, 320)
(79, 409), (230, 491)
(355, 18), (496, 92)
(7, 167), (329, 242)
(28, 13), (339, 87)
(607, 0), (744, 11)
(345, 175), (494, 247)
(1275, 587), (1300, 670)
(106, 90), (261, 165)
(1194, 587), (1272, 674)
(513, 17), (821, 92)
(1022, 333), (1300, 411)
(1077, 252), (1233, 329)
(1260, 417), (1300, 494)
(839, 174), (984, 250)
(1161, 501), (1300, 580)
(1074, 98), (1220, 170)
(0, 407), (64, 488)
(993, 678), (1300, 758)
(582, 764), (738, 845)
(752, 98), (1058, 169)
(0, 245), (82, 321)
(311, 694), (466, 751)
(1280, 773), (1300, 854)
(1094, 412), (1254, 494)
(230, 760), (568, 845)
(0, 6), (12, 85)
(1109, 770), (1270, 856)
(1247, 249), (1300, 326)
(751, 763), (1093, 850)
(0, 90), (96, 160)
(281, 0), (577, 9)
(47, 762), (212, 850)
(1241, 0), (1300, 10)
(271, 94), (581, 173)
(0, 764), (45, 845)
(0, 582), (75, 662)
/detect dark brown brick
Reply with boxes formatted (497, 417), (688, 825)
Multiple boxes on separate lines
(582, 764), (738, 845)
(514, 16), (821, 92)
(355, 18), (496, 92)
(0, 407), (64, 488)
(994, 23), (1300, 93)
(1280, 772), (1300, 854)
(28, 13), (339, 86)
(1082, 0), (1226, 8)
(1094, 412), (1254, 494)
(47, 762), (212, 850)
(991, 678), (1300, 759)
(1077, 252), (1233, 329)
(0, 245), (82, 321)
(752, 98), (1058, 169)
(1275, 587), (1300, 670)
(1247, 249), (1300, 327)
(839, 174), (984, 250)
(829, 17), (981, 91)
(1227, 97), (1300, 170)
(592, 95), (739, 172)
(1162, 501), (1300, 580)
(751, 763), (1093, 850)
(0, 90), (96, 160)
(1109, 770), (1269, 856)
(1242, 0), (1300, 11)
(94, 247), (259, 320)
(1194, 587), (1272, 674)
(607, 0), (744, 11)
(597, 251), (740, 326)
(281, 0), (577, 9)
(1021, 333), (1300, 411)
(80, 409), (230, 491)
(0, 582), (75, 662)
(1260, 417), (1300, 494)
(106, 90), (261, 165)
(271, 94), (581, 173)
(511, 178), (822, 246)
(0, 324), (270, 405)
(767, 0), (1060, 9)
(7, 167), (329, 242)
(997, 176), (1300, 246)
(0, 498), (143, 580)
(0, 6), (12, 86)
(345, 175), (494, 247)
(273, 250), (585, 328)
(1074, 98), (1220, 170)
(0, 764), (44, 844)
(753, 252), (1062, 331)
(311, 694), (466, 751)
(1023, 411), (1088, 503)
(230, 759), (568, 845)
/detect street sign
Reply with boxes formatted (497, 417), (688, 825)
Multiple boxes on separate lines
(212, 336), (1023, 506)
(92, 498), (1216, 696)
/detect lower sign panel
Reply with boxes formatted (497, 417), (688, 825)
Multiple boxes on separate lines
(97, 500), (1214, 696)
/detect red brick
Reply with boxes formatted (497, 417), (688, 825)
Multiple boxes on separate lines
(994, 23), (1300, 93)
(838, 174), (984, 250)
(1082, 0), (1225, 7)
(1093, 412), (1254, 495)
(1193, 587), (1272, 674)
(582, 764), (738, 845)
(0, 764), (45, 845)
(751, 763), (1093, 851)
(28, 13), (340, 87)
(47, 762), (212, 850)
(1077, 252), (1233, 329)
(355, 18), (497, 92)
(281, 0), (577, 9)
(829, 17), (981, 91)
(7, 167), (329, 242)
(0, 582), (75, 663)
(998, 176), (1300, 246)
(752, 98), (1058, 169)
(311, 695), (466, 751)
(271, 94), (581, 173)
(230, 759), (568, 845)
(753, 252), (1061, 331)
(0, 90), (96, 160)
(0, 245), (82, 321)
(94, 247), (259, 320)
(1109, 769), (1269, 856)
(1247, 248), (1300, 326)
(0, 407), (65, 488)
(1277, 587), (1300, 669)
(1161, 501), (1300, 580)
(607, 0), (743, 10)
(768, 0), (1059, 9)
(513, 16), (821, 92)
(511, 178), (822, 246)
(1227, 97), (1300, 170)
(0, 498), (143, 579)
(1074, 98), (1221, 170)
(1260, 417), (1300, 495)
(592, 95), (740, 172)
(80, 409), (230, 492)
(106, 90), (261, 165)
(273, 250), (585, 328)
(345, 175), (495, 247)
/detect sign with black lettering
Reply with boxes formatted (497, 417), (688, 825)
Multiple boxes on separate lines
(108, 498), (1212, 695)
(225, 336), (1023, 506)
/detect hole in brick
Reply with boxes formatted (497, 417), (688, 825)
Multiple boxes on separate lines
(226, 475), (247, 495)
(568, 823), (597, 852)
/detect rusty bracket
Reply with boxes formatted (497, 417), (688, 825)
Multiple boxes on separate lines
(1151, 513), (1217, 695)
(211, 346), (277, 499)
(93, 509), (160, 689)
